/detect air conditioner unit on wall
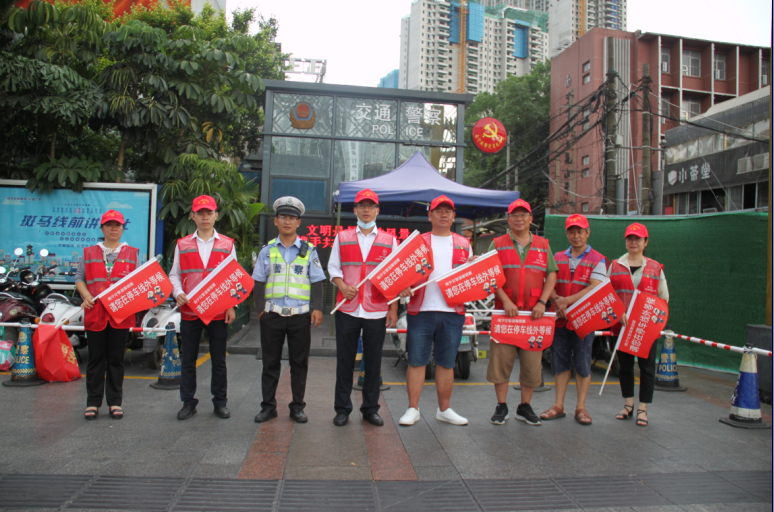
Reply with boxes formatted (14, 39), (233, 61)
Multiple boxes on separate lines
(661, 61), (668, 73)
(763, 75), (769, 85)
(681, 65), (688, 74)
(752, 153), (769, 171)
(737, 157), (753, 174)
(714, 70), (722, 80)
(680, 110), (689, 120)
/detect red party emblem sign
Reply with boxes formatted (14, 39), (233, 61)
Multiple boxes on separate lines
(471, 117), (507, 153)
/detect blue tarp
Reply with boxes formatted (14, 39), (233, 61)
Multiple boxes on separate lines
(334, 151), (518, 219)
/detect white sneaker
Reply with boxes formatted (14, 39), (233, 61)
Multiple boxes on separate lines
(399, 407), (421, 426)
(436, 407), (468, 425)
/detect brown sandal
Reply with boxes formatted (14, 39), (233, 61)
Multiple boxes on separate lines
(540, 405), (566, 420)
(574, 408), (592, 426)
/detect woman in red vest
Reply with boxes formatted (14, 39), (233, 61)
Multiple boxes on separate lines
(608, 223), (669, 427)
(75, 210), (139, 421)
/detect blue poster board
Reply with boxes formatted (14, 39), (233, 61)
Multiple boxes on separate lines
(0, 181), (159, 287)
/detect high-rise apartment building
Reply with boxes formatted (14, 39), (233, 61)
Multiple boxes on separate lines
(549, 0), (627, 58)
(400, 0), (549, 94)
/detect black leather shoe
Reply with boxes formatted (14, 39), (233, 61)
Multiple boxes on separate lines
(177, 405), (197, 421)
(254, 409), (278, 423)
(289, 410), (308, 423)
(214, 406), (231, 419)
(333, 413), (349, 426)
(363, 413), (384, 426)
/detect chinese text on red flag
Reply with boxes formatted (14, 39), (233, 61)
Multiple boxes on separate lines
(490, 313), (556, 351)
(102, 259), (173, 324)
(617, 290), (668, 357)
(436, 251), (505, 307)
(565, 279), (625, 338)
(370, 231), (432, 301)
(187, 256), (254, 325)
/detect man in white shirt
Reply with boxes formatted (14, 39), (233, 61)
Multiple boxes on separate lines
(169, 195), (237, 421)
(328, 189), (407, 427)
(399, 195), (473, 427)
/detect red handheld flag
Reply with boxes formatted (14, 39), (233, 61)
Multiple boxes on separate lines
(368, 230), (433, 302)
(565, 278), (625, 338)
(101, 259), (174, 324)
(617, 290), (669, 357)
(186, 255), (254, 325)
(436, 251), (505, 307)
(33, 325), (81, 382)
(490, 312), (556, 351)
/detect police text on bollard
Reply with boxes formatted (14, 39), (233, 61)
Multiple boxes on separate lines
(2, 320), (45, 387)
(719, 345), (771, 429)
(150, 324), (181, 390)
(654, 330), (687, 392)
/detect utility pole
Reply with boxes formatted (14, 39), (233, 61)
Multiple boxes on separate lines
(604, 37), (618, 214)
(767, 79), (772, 326)
(505, 132), (510, 190)
(641, 63), (652, 215)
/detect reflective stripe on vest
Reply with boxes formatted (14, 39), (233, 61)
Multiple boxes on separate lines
(177, 233), (235, 321)
(265, 239), (312, 300)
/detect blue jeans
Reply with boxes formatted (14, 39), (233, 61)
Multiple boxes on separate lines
(406, 311), (465, 368)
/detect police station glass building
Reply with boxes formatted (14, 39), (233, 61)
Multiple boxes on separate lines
(259, 80), (474, 224)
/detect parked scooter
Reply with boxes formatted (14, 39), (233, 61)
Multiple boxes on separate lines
(136, 297), (180, 369)
(38, 293), (86, 351)
(391, 309), (478, 380)
(0, 248), (54, 344)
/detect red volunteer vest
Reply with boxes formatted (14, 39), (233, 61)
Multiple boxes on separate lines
(336, 228), (396, 314)
(177, 233), (235, 321)
(84, 245), (139, 331)
(493, 233), (551, 312)
(407, 232), (470, 316)
(608, 257), (663, 335)
(554, 247), (607, 328)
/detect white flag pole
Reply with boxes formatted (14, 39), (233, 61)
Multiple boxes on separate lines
(58, 255), (163, 328)
(330, 231), (424, 315)
(599, 290), (640, 395)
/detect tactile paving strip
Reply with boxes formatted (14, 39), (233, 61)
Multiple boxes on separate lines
(69, 475), (186, 511)
(173, 478), (279, 511)
(378, 480), (480, 512)
(0, 470), (769, 510)
(0, 474), (91, 509)
(278, 480), (377, 511)
(553, 475), (672, 509)
(466, 478), (577, 511)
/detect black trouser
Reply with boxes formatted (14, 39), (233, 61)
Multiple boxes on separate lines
(86, 324), (128, 408)
(334, 311), (386, 416)
(259, 311), (311, 412)
(618, 341), (658, 404)
(180, 318), (228, 408)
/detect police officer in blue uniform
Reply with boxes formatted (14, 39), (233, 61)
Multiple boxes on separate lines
(252, 197), (326, 423)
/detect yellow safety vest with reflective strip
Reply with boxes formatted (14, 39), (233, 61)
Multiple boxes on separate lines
(265, 239), (313, 301)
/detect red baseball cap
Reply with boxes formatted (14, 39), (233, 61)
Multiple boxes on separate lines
(430, 195), (455, 211)
(192, 195), (218, 212)
(507, 199), (532, 214)
(100, 210), (126, 225)
(624, 222), (649, 238)
(566, 214), (590, 229)
(355, 188), (379, 204)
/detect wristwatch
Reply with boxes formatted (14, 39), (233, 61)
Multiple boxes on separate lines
(537, 299), (547, 306)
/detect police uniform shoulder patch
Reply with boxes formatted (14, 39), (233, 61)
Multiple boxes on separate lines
(313, 258), (322, 268)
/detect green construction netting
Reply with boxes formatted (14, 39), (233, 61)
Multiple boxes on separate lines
(544, 212), (769, 372)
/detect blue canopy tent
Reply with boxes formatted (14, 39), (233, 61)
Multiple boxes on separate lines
(333, 151), (519, 219)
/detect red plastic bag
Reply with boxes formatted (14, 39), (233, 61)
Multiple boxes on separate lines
(33, 325), (81, 382)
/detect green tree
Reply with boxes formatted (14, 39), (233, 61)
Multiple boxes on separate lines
(464, 61), (551, 226)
